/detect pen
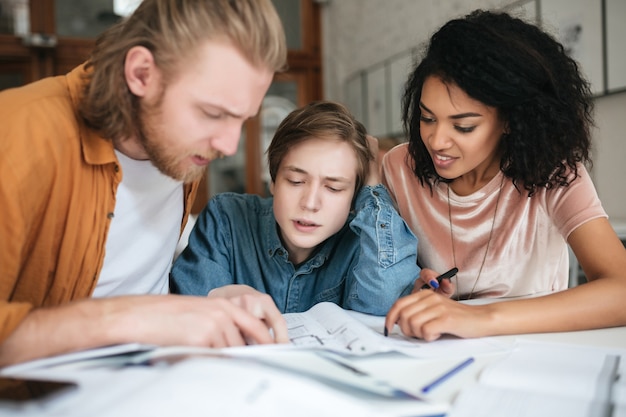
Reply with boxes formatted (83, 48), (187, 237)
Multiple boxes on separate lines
(420, 267), (459, 290)
(421, 357), (475, 394)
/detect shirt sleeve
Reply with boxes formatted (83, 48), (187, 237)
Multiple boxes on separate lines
(548, 164), (607, 239)
(0, 137), (35, 343)
(0, 303), (33, 344)
(170, 197), (236, 295)
(343, 184), (420, 316)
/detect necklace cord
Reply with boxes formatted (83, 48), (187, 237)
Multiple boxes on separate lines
(448, 175), (505, 300)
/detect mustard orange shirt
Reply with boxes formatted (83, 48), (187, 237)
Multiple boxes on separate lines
(0, 65), (198, 342)
(382, 143), (607, 299)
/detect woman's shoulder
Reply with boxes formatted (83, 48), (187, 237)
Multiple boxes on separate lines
(384, 141), (409, 161)
(382, 142), (411, 177)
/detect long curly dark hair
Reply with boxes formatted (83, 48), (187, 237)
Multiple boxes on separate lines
(403, 9), (594, 196)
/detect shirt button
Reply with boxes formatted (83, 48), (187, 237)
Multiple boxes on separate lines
(114, 164), (120, 172)
(107, 212), (115, 219)
(379, 223), (387, 228)
(373, 191), (380, 196)
(277, 249), (284, 256)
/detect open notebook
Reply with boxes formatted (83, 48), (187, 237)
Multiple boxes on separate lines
(448, 339), (625, 417)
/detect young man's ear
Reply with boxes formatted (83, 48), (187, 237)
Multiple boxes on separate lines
(124, 46), (159, 98)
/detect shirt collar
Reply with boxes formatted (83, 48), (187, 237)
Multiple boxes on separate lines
(262, 202), (347, 266)
(66, 64), (118, 167)
(263, 209), (287, 258)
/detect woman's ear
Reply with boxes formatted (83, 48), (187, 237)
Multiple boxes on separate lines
(269, 181), (275, 196)
(124, 46), (158, 97)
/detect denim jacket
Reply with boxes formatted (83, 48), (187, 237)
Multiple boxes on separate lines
(170, 184), (419, 315)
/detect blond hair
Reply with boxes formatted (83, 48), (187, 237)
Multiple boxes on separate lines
(79, 0), (287, 141)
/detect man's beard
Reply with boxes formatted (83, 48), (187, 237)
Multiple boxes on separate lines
(136, 97), (207, 184)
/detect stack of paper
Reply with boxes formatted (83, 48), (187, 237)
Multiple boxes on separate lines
(448, 340), (623, 417)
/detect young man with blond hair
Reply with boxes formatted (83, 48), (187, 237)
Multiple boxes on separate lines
(0, 0), (288, 365)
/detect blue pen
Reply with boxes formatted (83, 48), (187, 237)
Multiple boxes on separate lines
(421, 357), (475, 394)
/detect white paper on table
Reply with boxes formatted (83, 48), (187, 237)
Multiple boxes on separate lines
(0, 343), (156, 375)
(283, 302), (510, 358)
(447, 340), (623, 417)
(85, 357), (448, 417)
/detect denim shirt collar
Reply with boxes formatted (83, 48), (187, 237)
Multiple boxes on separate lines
(262, 207), (351, 271)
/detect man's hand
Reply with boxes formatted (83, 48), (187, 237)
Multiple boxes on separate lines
(208, 285), (289, 343)
(0, 294), (288, 366)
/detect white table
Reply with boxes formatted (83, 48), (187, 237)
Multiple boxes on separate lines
(1, 312), (625, 417)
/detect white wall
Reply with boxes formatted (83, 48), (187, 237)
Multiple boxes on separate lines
(320, 0), (626, 221)
(593, 92), (626, 223)
(321, 0), (510, 100)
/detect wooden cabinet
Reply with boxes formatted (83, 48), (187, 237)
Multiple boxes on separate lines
(0, 0), (94, 89)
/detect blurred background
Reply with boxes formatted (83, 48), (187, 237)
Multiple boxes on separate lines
(0, 0), (624, 231)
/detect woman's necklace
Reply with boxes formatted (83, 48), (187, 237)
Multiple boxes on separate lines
(447, 174), (505, 300)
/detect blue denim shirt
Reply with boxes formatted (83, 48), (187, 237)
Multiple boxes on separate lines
(171, 184), (419, 315)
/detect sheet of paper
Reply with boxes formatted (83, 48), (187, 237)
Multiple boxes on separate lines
(615, 356), (626, 404)
(14, 356), (446, 417)
(283, 302), (510, 358)
(283, 302), (388, 354)
(446, 340), (623, 417)
(449, 385), (606, 417)
(0, 343), (155, 376)
(478, 340), (619, 401)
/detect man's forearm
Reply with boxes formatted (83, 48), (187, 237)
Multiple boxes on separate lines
(0, 298), (125, 366)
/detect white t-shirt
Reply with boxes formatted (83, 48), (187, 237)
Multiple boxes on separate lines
(93, 150), (184, 297)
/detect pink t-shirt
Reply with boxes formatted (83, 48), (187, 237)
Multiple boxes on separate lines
(382, 143), (607, 299)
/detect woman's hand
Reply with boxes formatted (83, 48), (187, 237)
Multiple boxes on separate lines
(384, 291), (492, 341)
(413, 268), (456, 298)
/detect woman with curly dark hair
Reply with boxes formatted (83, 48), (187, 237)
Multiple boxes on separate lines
(383, 9), (626, 340)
